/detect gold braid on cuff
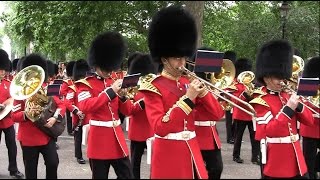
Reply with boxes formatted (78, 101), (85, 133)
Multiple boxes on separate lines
(176, 95), (193, 115)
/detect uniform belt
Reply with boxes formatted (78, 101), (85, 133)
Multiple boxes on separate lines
(155, 131), (196, 141)
(313, 114), (320, 118)
(89, 119), (121, 127)
(266, 134), (299, 144)
(194, 121), (216, 126)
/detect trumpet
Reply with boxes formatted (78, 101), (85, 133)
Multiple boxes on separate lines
(179, 66), (256, 117)
(280, 81), (319, 115)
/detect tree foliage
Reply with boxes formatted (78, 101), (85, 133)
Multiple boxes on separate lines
(1, 1), (319, 68)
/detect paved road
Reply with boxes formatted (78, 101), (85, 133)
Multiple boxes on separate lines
(0, 120), (261, 179)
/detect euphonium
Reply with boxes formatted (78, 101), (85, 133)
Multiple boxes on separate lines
(237, 71), (255, 96)
(10, 65), (65, 138)
(287, 55), (305, 91)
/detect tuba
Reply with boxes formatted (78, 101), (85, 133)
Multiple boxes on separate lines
(10, 65), (66, 138)
(237, 71), (255, 96)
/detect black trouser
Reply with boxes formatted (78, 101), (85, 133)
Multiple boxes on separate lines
(0, 125), (18, 173)
(225, 110), (234, 141)
(66, 110), (72, 134)
(89, 157), (133, 179)
(233, 120), (260, 159)
(130, 140), (147, 179)
(74, 126), (83, 159)
(20, 139), (59, 179)
(302, 136), (320, 179)
(201, 145), (223, 179)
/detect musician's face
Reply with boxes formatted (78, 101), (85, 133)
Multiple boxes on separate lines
(162, 57), (188, 77)
(264, 76), (284, 91)
(96, 67), (112, 79)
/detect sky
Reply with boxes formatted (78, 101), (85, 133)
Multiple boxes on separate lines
(0, 1), (11, 56)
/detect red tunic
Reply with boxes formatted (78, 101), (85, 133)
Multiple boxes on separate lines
(0, 79), (14, 129)
(60, 79), (73, 98)
(140, 75), (213, 179)
(77, 75), (131, 159)
(194, 92), (225, 150)
(65, 83), (90, 126)
(127, 92), (154, 141)
(251, 86), (314, 178)
(299, 101), (320, 139)
(232, 81), (253, 121)
(11, 83), (66, 146)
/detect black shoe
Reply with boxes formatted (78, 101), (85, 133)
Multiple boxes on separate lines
(251, 157), (260, 165)
(68, 132), (74, 136)
(233, 157), (244, 163)
(10, 171), (24, 179)
(227, 139), (235, 144)
(77, 158), (86, 164)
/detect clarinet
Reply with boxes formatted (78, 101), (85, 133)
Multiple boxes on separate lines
(74, 117), (84, 131)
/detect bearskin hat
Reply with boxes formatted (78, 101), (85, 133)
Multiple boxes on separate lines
(54, 64), (59, 75)
(66, 61), (76, 77)
(224, 50), (237, 64)
(88, 31), (127, 72)
(235, 58), (252, 77)
(128, 54), (157, 76)
(12, 58), (19, 71)
(148, 5), (197, 63)
(255, 39), (293, 85)
(128, 52), (143, 68)
(16, 56), (25, 72)
(21, 53), (48, 81)
(47, 60), (56, 78)
(302, 56), (319, 79)
(73, 59), (90, 81)
(0, 49), (10, 71)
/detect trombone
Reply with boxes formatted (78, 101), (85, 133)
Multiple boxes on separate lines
(180, 63), (256, 118)
(280, 81), (319, 115)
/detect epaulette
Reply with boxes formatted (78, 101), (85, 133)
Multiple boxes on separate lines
(138, 74), (161, 96)
(249, 95), (269, 108)
(68, 84), (77, 92)
(75, 78), (92, 89)
(252, 87), (267, 96)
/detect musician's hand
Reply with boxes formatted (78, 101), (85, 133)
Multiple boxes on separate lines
(44, 117), (57, 128)
(111, 79), (123, 93)
(186, 79), (203, 100)
(76, 111), (85, 120)
(286, 93), (300, 110)
(118, 88), (127, 97)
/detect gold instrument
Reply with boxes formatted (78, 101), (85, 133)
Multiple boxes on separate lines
(280, 81), (319, 115)
(237, 71), (255, 96)
(186, 59), (236, 111)
(10, 65), (66, 138)
(280, 55), (319, 115)
(287, 55), (305, 91)
(126, 86), (139, 100)
(179, 66), (256, 117)
(310, 90), (320, 108)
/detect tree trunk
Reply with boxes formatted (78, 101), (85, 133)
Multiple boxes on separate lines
(183, 1), (205, 48)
